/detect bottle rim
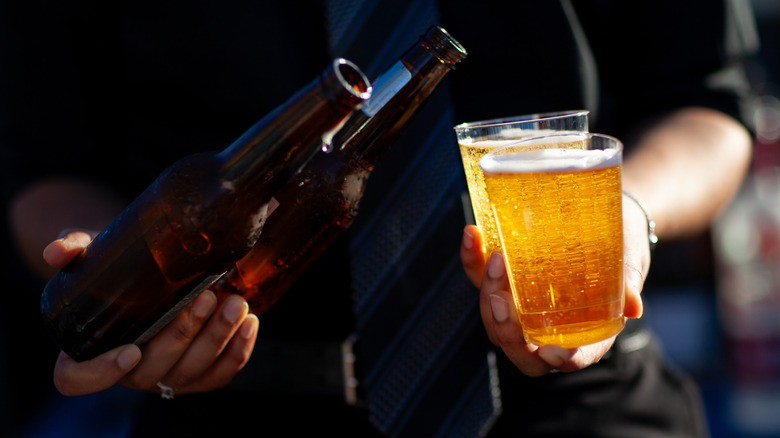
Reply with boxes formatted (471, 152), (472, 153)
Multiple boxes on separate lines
(422, 26), (468, 68)
(333, 58), (373, 100)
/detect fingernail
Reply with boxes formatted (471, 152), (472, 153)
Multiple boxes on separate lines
(487, 252), (505, 279)
(538, 345), (571, 368)
(193, 291), (216, 319)
(462, 228), (474, 250)
(240, 315), (258, 339)
(223, 296), (248, 324)
(490, 294), (510, 323)
(626, 268), (643, 295)
(117, 346), (141, 370)
(624, 268), (644, 319)
(42, 241), (57, 260)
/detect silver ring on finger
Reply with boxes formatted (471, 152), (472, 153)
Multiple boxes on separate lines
(156, 381), (176, 400)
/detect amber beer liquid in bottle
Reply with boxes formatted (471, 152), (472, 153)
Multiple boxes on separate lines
(212, 26), (467, 314)
(40, 59), (372, 361)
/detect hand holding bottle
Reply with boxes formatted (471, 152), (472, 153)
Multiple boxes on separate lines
(40, 59), (371, 362)
(44, 231), (258, 397)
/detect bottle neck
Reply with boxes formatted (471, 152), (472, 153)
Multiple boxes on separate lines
(334, 26), (467, 167)
(216, 59), (371, 193)
(419, 25), (468, 68)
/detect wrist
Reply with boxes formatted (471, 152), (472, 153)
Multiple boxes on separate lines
(622, 190), (658, 251)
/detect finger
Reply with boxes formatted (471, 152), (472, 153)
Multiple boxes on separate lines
(478, 251), (506, 345)
(480, 252), (551, 377)
(621, 195), (651, 319)
(181, 313), (259, 394)
(161, 294), (249, 391)
(42, 231), (94, 269)
(623, 265), (644, 319)
(537, 336), (614, 373)
(53, 345), (141, 396)
(119, 290), (217, 391)
(622, 235), (646, 320)
(56, 228), (99, 240)
(461, 225), (487, 287)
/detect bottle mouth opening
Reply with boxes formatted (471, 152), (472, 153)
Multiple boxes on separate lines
(334, 58), (373, 100)
(423, 26), (468, 68)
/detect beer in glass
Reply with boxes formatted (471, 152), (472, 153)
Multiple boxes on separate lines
(454, 111), (588, 254)
(479, 133), (624, 348)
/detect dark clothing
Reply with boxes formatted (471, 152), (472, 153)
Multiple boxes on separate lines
(0, 0), (755, 200)
(0, 0), (756, 437)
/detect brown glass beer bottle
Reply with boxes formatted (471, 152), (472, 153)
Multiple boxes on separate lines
(40, 59), (372, 361)
(212, 26), (467, 314)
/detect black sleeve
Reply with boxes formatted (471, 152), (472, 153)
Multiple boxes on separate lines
(573, 0), (760, 138)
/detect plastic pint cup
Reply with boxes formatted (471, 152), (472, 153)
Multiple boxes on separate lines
(479, 132), (624, 348)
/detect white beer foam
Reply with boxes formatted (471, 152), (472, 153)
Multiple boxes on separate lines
(480, 148), (619, 174)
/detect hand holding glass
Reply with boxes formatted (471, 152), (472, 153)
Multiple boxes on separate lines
(454, 111), (588, 254)
(479, 133), (624, 348)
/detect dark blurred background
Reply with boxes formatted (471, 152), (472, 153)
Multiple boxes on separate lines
(3, 1), (780, 437)
(643, 1), (780, 436)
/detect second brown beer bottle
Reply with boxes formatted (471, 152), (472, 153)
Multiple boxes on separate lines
(212, 26), (468, 314)
(40, 59), (372, 361)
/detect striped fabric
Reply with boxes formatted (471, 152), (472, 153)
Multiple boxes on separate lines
(327, 1), (502, 436)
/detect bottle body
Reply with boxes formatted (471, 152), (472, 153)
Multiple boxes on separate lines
(41, 153), (247, 356)
(213, 143), (371, 313)
(41, 59), (371, 361)
(213, 26), (468, 314)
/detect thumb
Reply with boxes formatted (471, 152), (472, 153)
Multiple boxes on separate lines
(623, 265), (644, 319)
(53, 345), (141, 396)
(460, 225), (487, 287)
(42, 230), (95, 269)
